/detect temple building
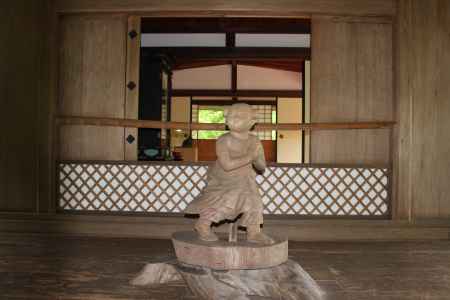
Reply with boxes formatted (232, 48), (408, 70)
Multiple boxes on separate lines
(0, 0), (449, 299)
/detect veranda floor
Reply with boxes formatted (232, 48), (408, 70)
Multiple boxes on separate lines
(1, 234), (449, 299)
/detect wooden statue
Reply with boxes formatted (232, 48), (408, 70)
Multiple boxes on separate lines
(141, 106), (308, 298)
(185, 103), (273, 244)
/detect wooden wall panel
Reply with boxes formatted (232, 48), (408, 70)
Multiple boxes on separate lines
(0, 1), (54, 212)
(310, 17), (393, 165)
(262, 140), (277, 163)
(60, 126), (125, 161)
(55, 0), (395, 16)
(59, 15), (127, 160)
(197, 140), (217, 162)
(312, 130), (391, 165)
(395, 0), (450, 220)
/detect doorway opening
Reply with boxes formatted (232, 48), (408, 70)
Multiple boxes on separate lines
(138, 18), (311, 163)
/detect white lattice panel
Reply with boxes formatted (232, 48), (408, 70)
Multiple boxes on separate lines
(59, 162), (390, 217)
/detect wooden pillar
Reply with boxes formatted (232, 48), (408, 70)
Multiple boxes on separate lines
(124, 16), (141, 160)
(394, 0), (450, 221)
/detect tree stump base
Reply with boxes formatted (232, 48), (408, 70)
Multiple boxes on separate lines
(172, 231), (288, 270)
(131, 231), (323, 299)
(131, 259), (324, 300)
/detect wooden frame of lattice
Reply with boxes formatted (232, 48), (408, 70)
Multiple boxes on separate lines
(58, 161), (391, 218)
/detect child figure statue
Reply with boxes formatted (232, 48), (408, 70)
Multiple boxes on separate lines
(185, 103), (273, 244)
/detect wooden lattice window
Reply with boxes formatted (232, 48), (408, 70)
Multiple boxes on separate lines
(191, 104), (276, 140)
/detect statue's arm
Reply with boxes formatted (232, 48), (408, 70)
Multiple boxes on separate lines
(216, 138), (252, 172)
(252, 139), (266, 173)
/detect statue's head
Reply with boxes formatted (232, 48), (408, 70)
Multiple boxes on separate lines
(225, 103), (256, 132)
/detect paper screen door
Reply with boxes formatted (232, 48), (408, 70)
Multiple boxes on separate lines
(277, 98), (302, 163)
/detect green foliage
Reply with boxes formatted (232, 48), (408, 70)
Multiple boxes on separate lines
(199, 109), (225, 124)
(198, 108), (227, 139)
(271, 111), (277, 140)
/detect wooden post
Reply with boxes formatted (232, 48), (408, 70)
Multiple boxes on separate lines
(124, 16), (141, 160)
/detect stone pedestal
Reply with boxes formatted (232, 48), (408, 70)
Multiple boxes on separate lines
(172, 231), (288, 270)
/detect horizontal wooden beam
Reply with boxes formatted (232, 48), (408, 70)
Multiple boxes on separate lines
(173, 60), (303, 73)
(142, 47), (310, 60)
(56, 116), (395, 131)
(191, 100), (277, 106)
(141, 17), (311, 33)
(57, 159), (390, 169)
(172, 89), (302, 98)
(55, 0), (396, 17)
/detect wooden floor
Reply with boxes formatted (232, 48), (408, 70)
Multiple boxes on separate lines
(1, 234), (450, 300)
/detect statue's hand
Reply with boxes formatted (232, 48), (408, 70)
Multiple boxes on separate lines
(252, 144), (266, 174)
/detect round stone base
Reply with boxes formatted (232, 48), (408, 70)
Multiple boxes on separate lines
(171, 231), (288, 270)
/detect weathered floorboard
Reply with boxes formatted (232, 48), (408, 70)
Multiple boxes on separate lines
(1, 234), (450, 299)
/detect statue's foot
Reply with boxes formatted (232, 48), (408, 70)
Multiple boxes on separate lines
(198, 231), (219, 242)
(247, 232), (275, 245)
(195, 222), (219, 242)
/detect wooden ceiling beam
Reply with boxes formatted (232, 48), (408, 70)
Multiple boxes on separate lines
(172, 89), (303, 98)
(172, 59), (304, 73)
(56, 0), (395, 16)
(142, 47), (310, 60)
(141, 17), (311, 34)
(191, 99), (277, 106)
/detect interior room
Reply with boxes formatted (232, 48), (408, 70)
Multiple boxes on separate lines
(1, 1), (449, 299)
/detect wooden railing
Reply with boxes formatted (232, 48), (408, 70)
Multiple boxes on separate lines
(55, 116), (394, 219)
(56, 116), (395, 131)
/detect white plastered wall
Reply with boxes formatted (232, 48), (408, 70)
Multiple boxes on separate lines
(172, 65), (231, 90)
(172, 65), (300, 90)
(237, 65), (301, 90)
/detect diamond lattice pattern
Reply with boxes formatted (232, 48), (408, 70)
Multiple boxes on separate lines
(59, 163), (390, 216)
